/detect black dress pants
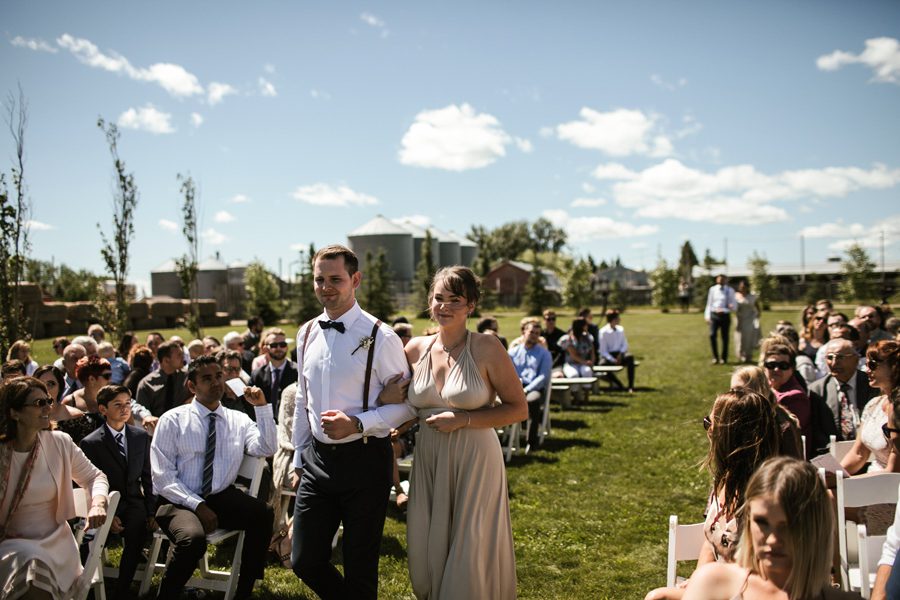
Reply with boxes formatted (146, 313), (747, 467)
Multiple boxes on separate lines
(112, 499), (149, 600)
(603, 351), (636, 389)
(155, 486), (274, 599)
(292, 436), (392, 600)
(709, 312), (731, 361)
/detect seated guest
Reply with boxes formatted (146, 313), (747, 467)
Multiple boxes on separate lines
(761, 340), (812, 444)
(680, 456), (860, 600)
(841, 340), (900, 475)
(731, 365), (804, 459)
(509, 319), (553, 449)
(80, 385), (155, 600)
(645, 388), (781, 600)
(202, 335), (221, 356)
(136, 341), (188, 417)
(858, 304), (893, 343)
(476, 316), (508, 349)
(242, 316), (264, 355)
(886, 316), (900, 339)
(251, 327), (287, 372)
(871, 389), (900, 600)
(0, 376), (109, 599)
(598, 309), (636, 393)
(187, 339), (205, 362)
(799, 308), (829, 361)
(223, 331), (255, 374)
(6, 340), (38, 376)
(33, 364), (89, 438)
(1, 360), (26, 382)
(88, 324), (106, 344)
(771, 325), (816, 386)
(98, 341), (130, 385)
(508, 317), (547, 350)
(150, 356), (276, 600)
(61, 355), (113, 443)
(807, 338), (879, 456)
(816, 313), (852, 376)
(117, 332), (138, 362)
(560, 318), (596, 399)
(52, 336), (70, 359)
(578, 307), (601, 358)
(123, 345), (153, 400)
(392, 322), (413, 347)
(250, 330), (298, 419)
(541, 309), (566, 368)
(217, 349), (252, 416)
(145, 332), (164, 371)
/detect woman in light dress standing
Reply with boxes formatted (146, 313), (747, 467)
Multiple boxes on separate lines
(405, 266), (527, 600)
(734, 280), (761, 363)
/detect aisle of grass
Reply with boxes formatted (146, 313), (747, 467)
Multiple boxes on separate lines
(32, 309), (796, 598)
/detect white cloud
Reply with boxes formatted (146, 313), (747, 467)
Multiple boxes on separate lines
(259, 77), (277, 97)
(581, 182), (596, 193)
(571, 198), (607, 207)
(201, 228), (229, 245)
(289, 242), (308, 252)
(826, 214), (900, 251)
(591, 158), (900, 225)
(291, 183), (379, 207)
(650, 74), (687, 91)
(263, 64), (276, 74)
(797, 221), (867, 238)
(25, 219), (55, 231)
(57, 34), (204, 97)
(399, 103), (513, 171)
(214, 210), (235, 223)
(207, 82), (237, 105)
(538, 126), (554, 138)
(310, 89), (331, 100)
(542, 209), (658, 242)
(514, 137), (533, 153)
(630, 242), (648, 249)
(360, 12), (385, 28)
(117, 105), (175, 134)
(556, 107), (673, 157)
(158, 219), (178, 232)
(10, 36), (57, 53)
(190, 112), (204, 128)
(395, 215), (431, 228)
(230, 194), (250, 204)
(817, 37), (900, 84)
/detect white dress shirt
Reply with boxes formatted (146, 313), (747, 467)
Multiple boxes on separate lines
(292, 302), (414, 469)
(598, 323), (628, 362)
(106, 422), (128, 458)
(704, 284), (737, 320)
(879, 501), (900, 568)
(150, 399), (276, 511)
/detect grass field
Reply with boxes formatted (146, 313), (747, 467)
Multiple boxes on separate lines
(29, 308), (800, 598)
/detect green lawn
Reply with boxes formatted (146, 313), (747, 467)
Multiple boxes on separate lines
(39, 308), (800, 598)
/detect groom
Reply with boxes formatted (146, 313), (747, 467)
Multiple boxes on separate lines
(291, 244), (415, 599)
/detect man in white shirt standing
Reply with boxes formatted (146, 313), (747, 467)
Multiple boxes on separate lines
(704, 274), (737, 365)
(150, 355), (276, 600)
(597, 309), (636, 392)
(291, 244), (414, 600)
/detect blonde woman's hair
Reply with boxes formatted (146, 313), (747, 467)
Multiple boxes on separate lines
(734, 456), (833, 599)
(731, 365), (777, 405)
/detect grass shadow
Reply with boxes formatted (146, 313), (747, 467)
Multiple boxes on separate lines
(546, 418), (589, 431)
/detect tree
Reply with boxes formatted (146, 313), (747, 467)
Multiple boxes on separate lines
(467, 218), (568, 271)
(530, 217), (567, 254)
(522, 257), (548, 316)
(291, 246), (320, 324)
(747, 252), (779, 310)
(839, 243), (876, 303)
(175, 174), (201, 338)
(97, 118), (138, 343)
(608, 279), (628, 312)
(702, 249), (723, 274)
(650, 258), (679, 311)
(678, 241), (699, 284)
(24, 259), (104, 301)
(564, 259), (594, 311)
(0, 85), (31, 356)
(413, 229), (437, 317)
(359, 250), (394, 321)
(244, 261), (282, 324)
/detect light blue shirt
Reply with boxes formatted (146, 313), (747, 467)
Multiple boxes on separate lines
(704, 284), (737, 320)
(508, 343), (553, 394)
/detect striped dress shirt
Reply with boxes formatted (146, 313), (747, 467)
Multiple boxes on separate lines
(150, 400), (276, 511)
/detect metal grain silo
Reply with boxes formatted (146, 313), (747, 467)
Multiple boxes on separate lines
(428, 227), (461, 267)
(447, 230), (478, 267)
(198, 256), (228, 310)
(150, 259), (183, 298)
(394, 219), (440, 270)
(348, 215), (414, 288)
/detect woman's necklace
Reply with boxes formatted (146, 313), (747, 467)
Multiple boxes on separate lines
(440, 331), (467, 355)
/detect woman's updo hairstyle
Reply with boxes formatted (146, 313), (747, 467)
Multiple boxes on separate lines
(429, 266), (481, 306)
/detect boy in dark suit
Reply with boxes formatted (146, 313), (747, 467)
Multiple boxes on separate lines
(80, 384), (155, 600)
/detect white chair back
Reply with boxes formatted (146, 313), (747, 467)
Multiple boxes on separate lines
(666, 515), (706, 587)
(829, 435), (856, 463)
(71, 489), (121, 600)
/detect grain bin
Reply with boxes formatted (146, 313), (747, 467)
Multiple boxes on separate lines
(394, 219), (440, 271)
(150, 259), (182, 298)
(347, 215), (414, 287)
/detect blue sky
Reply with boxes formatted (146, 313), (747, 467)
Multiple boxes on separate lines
(2, 1), (899, 295)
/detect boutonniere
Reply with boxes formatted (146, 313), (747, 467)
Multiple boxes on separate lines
(351, 335), (375, 356)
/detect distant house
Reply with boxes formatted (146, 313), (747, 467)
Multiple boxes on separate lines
(482, 260), (562, 306)
(592, 264), (652, 305)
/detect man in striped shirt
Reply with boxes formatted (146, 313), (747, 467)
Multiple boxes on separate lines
(150, 355), (277, 600)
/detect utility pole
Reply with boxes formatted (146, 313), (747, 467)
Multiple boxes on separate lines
(723, 237), (728, 275)
(800, 235), (805, 284)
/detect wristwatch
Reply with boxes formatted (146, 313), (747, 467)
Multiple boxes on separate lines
(354, 416), (364, 435)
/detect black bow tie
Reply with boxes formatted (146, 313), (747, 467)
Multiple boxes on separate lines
(319, 320), (345, 333)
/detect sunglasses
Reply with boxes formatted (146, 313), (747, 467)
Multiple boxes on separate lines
(25, 397), (53, 408)
(764, 361), (792, 371)
(867, 359), (881, 371)
(813, 316), (826, 322)
(883, 424), (900, 440)
(269, 342), (288, 349)
(703, 415), (712, 431)
(544, 316), (556, 321)
(99, 372), (113, 380)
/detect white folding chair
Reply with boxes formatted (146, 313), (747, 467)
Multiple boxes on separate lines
(503, 420), (523, 463)
(666, 515), (706, 587)
(139, 455), (266, 600)
(854, 523), (886, 599)
(830, 434), (856, 463)
(835, 471), (900, 591)
(539, 383), (553, 444)
(71, 489), (121, 600)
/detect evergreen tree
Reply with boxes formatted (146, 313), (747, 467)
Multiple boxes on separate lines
(840, 243), (876, 302)
(244, 261), (282, 324)
(650, 258), (679, 311)
(360, 250), (394, 321)
(564, 259), (594, 310)
(678, 241), (699, 284)
(413, 230), (437, 317)
(747, 252), (779, 310)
